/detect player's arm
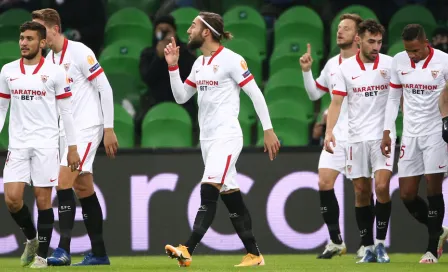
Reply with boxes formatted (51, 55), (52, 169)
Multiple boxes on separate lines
(0, 69), (10, 133)
(324, 67), (346, 154)
(440, 82), (448, 143)
(300, 44), (327, 101)
(164, 37), (197, 104)
(78, 46), (118, 157)
(54, 68), (80, 171)
(380, 59), (402, 156)
(229, 55), (280, 160)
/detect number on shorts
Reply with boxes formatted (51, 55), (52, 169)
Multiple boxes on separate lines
(399, 145), (406, 159)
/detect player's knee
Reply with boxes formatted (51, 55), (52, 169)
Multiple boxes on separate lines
(58, 166), (78, 190)
(400, 189), (417, 202)
(374, 182), (390, 196)
(4, 194), (22, 212)
(318, 178), (335, 191)
(35, 194), (51, 210)
(200, 183), (220, 205)
(73, 174), (95, 198)
(354, 184), (370, 203)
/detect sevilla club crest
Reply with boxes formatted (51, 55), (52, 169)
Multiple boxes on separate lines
(431, 70), (439, 79)
(41, 75), (48, 83)
(346, 165), (352, 174)
(380, 69), (387, 78)
(213, 65), (219, 73)
(64, 63), (71, 71)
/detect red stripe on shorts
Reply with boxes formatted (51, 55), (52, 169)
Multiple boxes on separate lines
(221, 155), (232, 184)
(79, 142), (92, 171)
(350, 146), (352, 160)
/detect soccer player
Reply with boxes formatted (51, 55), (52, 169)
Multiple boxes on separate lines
(32, 9), (117, 266)
(1, 21), (80, 268)
(300, 13), (369, 259)
(324, 19), (395, 263)
(163, 11), (280, 267)
(381, 24), (448, 263)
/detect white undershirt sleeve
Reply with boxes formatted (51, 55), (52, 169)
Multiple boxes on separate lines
(168, 66), (197, 104)
(302, 70), (327, 101)
(91, 72), (114, 128)
(57, 97), (77, 146)
(242, 80), (273, 131)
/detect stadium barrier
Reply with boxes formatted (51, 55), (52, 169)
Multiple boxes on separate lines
(0, 146), (444, 256)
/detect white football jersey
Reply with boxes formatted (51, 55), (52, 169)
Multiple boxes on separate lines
(47, 39), (104, 132)
(332, 53), (395, 143)
(185, 46), (255, 140)
(0, 57), (72, 148)
(315, 54), (349, 141)
(389, 47), (448, 137)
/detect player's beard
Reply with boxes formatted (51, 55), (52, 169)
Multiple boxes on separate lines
(188, 35), (205, 51)
(362, 49), (378, 62)
(21, 48), (39, 60)
(337, 35), (356, 50)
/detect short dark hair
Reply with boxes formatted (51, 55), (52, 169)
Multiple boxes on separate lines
(358, 19), (385, 37)
(19, 21), (46, 40)
(402, 24), (427, 41)
(32, 8), (62, 33)
(198, 11), (232, 42)
(339, 13), (363, 30)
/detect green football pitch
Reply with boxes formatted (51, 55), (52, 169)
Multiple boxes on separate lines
(1, 254), (448, 271)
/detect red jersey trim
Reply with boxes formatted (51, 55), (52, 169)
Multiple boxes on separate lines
(316, 81), (329, 92)
(185, 79), (196, 88)
(239, 74), (254, 87)
(20, 57), (45, 75)
(332, 90), (347, 96)
(56, 92), (72, 99)
(168, 65), (179, 71)
(356, 51), (379, 70)
(202, 45), (224, 66)
(389, 82), (402, 89)
(53, 38), (68, 65)
(0, 93), (11, 99)
(87, 68), (104, 81)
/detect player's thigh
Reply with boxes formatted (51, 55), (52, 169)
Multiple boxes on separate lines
(73, 173), (95, 198)
(346, 142), (370, 179)
(60, 125), (103, 174)
(397, 136), (424, 178)
(201, 137), (243, 192)
(30, 148), (60, 188)
(57, 165), (79, 190)
(421, 133), (448, 175)
(371, 139), (394, 190)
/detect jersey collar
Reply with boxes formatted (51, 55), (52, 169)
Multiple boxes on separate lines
(20, 57), (45, 75)
(410, 46), (434, 69)
(338, 54), (342, 65)
(52, 38), (68, 65)
(202, 45), (224, 65)
(356, 51), (379, 71)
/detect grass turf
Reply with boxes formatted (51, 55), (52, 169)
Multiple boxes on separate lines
(2, 254), (448, 271)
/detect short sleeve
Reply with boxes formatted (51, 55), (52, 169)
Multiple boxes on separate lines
(315, 62), (329, 92)
(331, 66), (347, 96)
(77, 46), (104, 81)
(0, 68), (11, 99)
(229, 55), (254, 88)
(443, 55), (448, 81)
(389, 57), (402, 89)
(54, 66), (72, 99)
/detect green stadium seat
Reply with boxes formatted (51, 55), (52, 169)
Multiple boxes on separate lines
(0, 9), (31, 42)
(223, 5), (267, 59)
(106, 72), (145, 109)
(321, 93), (331, 110)
(274, 6), (324, 53)
(269, 38), (321, 77)
(396, 111), (403, 138)
(239, 102), (253, 147)
(257, 100), (310, 147)
(114, 104), (135, 148)
(107, 0), (160, 17)
(171, 7), (199, 44)
(264, 69), (314, 118)
(104, 7), (153, 48)
(330, 5), (378, 51)
(0, 110), (10, 150)
(388, 5), (437, 46)
(223, 39), (262, 86)
(100, 41), (145, 84)
(141, 102), (192, 147)
(0, 41), (20, 68)
(222, 0), (262, 13)
(387, 41), (404, 57)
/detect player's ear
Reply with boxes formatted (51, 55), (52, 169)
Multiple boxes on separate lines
(40, 38), (46, 49)
(355, 34), (361, 45)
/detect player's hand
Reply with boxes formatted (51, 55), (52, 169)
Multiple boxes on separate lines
(104, 128), (119, 159)
(381, 130), (392, 157)
(381, 130), (392, 158)
(299, 43), (313, 72)
(264, 129), (281, 161)
(67, 145), (80, 172)
(164, 36), (180, 67)
(324, 131), (336, 154)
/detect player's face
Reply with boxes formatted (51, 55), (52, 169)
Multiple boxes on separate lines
(359, 31), (382, 62)
(19, 30), (44, 60)
(336, 19), (357, 48)
(187, 18), (206, 50)
(32, 18), (56, 49)
(403, 39), (429, 63)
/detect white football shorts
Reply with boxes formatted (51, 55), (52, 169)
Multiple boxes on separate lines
(60, 125), (103, 174)
(200, 137), (243, 193)
(398, 133), (448, 177)
(318, 140), (347, 174)
(345, 139), (396, 179)
(3, 148), (60, 187)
